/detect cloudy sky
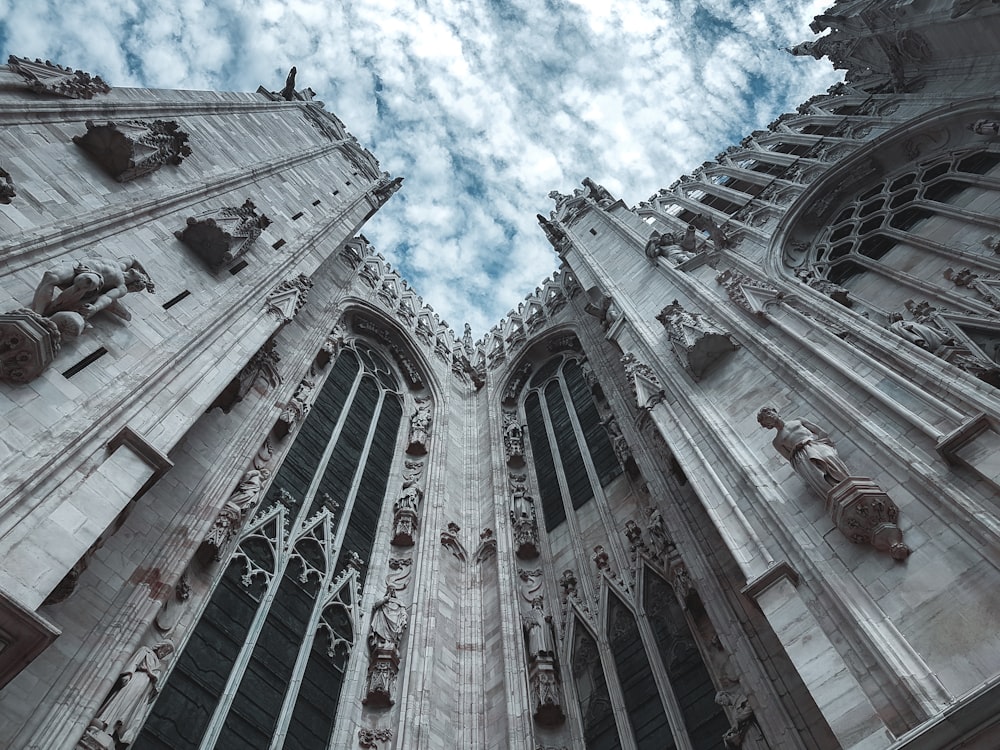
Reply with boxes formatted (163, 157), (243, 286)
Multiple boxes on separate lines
(1, 0), (840, 336)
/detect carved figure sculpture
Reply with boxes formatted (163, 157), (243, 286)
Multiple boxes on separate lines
(204, 469), (272, 559)
(758, 407), (910, 559)
(646, 507), (671, 559)
(756, 407), (850, 497)
(369, 587), (407, 653)
(280, 67), (298, 101)
(88, 642), (174, 746)
(391, 485), (422, 547)
(407, 398), (432, 455)
(888, 317), (953, 351)
(523, 597), (553, 660)
(582, 177), (615, 206)
(715, 690), (756, 748)
(644, 230), (696, 265)
(33, 256), (154, 321)
(503, 413), (525, 466)
(0, 166), (15, 203)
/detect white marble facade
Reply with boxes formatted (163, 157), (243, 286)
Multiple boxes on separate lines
(4, 2), (1000, 749)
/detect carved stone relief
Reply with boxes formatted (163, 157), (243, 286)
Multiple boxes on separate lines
(74, 120), (192, 181)
(715, 690), (756, 747)
(8, 55), (111, 98)
(473, 528), (497, 563)
(758, 406), (910, 559)
(357, 728), (393, 749)
(888, 301), (1000, 387)
(175, 200), (271, 272)
(317, 322), (347, 368)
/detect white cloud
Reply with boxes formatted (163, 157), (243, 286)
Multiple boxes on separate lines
(0, 0), (840, 336)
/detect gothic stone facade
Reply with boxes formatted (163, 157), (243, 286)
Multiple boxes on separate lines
(3, 2), (1000, 749)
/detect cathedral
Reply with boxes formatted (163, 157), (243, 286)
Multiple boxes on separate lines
(2, 1), (1000, 748)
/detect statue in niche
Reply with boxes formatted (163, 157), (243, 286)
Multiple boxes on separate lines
(756, 407), (850, 497)
(391, 484), (422, 547)
(523, 597), (554, 660)
(368, 586), (408, 653)
(503, 413), (525, 466)
(33, 256), (155, 322)
(86, 642), (175, 746)
(204, 469), (271, 559)
(407, 398), (432, 455)
(646, 506), (671, 559)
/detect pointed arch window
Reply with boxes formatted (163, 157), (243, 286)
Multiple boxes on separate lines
(135, 341), (404, 750)
(522, 354), (621, 531)
(568, 568), (730, 750)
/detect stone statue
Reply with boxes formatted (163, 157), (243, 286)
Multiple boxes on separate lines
(280, 66), (297, 101)
(715, 690), (755, 747)
(647, 507), (671, 559)
(582, 177), (615, 207)
(407, 398), (432, 455)
(33, 256), (155, 321)
(368, 587), (408, 653)
(757, 407), (850, 497)
(888, 317), (953, 351)
(503, 413), (525, 465)
(88, 642), (175, 745)
(644, 230), (696, 265)
(523, 597), (553, 659)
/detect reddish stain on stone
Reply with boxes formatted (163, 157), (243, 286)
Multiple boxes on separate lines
(129, 567), (172, 601)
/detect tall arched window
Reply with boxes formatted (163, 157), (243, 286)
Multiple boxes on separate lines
(569, 569), (730, 750)
(135, 341), (404, 750)
(522, 355), (621, 531)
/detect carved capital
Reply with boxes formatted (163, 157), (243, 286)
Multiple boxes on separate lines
(8, 55), (110, 99)
(73, 120), (191, 181)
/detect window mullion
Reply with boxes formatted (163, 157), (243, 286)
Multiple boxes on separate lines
(200, 525), (292, 750)
(596, 619), (639, 750)
(634, 572), (695, 750)
(536, 384), (576, 526)
(333, 387), (386, 554)
(268, 516), (337, 750)
(292, 365), (365, 529)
